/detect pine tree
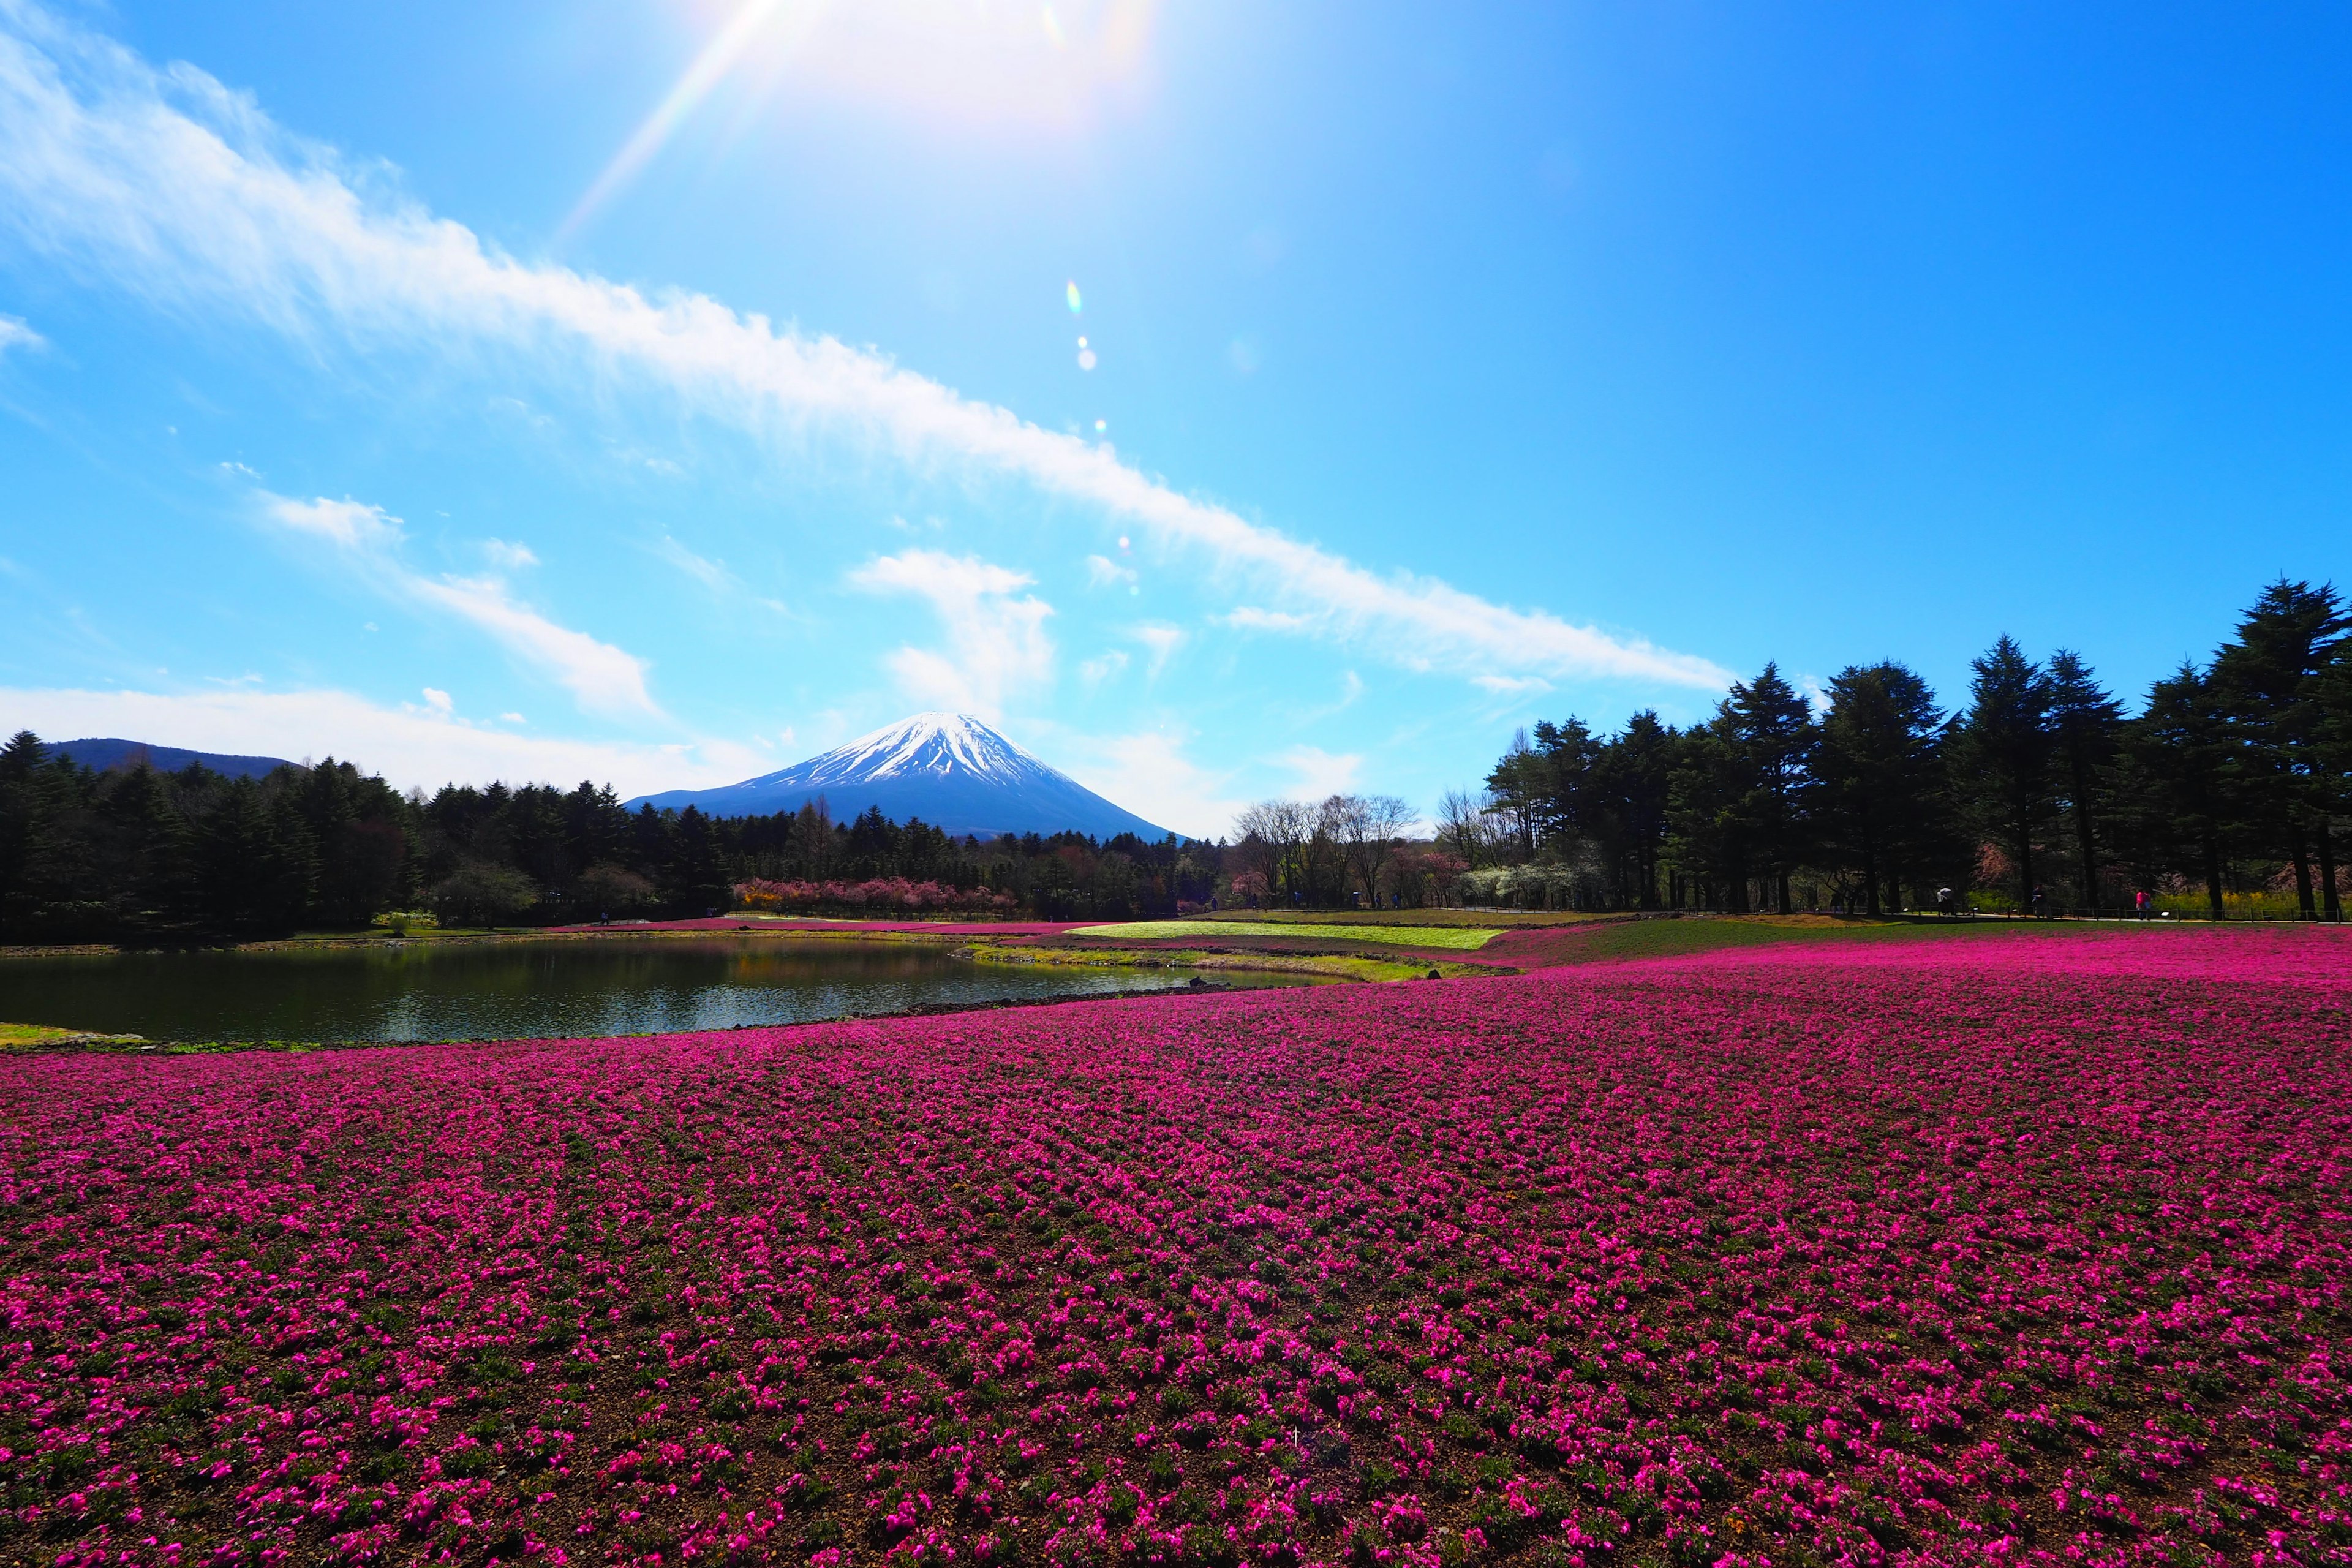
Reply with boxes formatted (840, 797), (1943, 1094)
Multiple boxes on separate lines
(1956, 636), (2057, 910)
(2209, 580), (2348, 918)
(1813, 663), (1948, 914)
(100, 764), (196, 936)
(2127, 664), (2238, 918)
(1667, 718), (1752, 910)
(1725, 663), (1815, 912)
(1599, 712), (1677, 908)
(2045, 651), (2124, 911)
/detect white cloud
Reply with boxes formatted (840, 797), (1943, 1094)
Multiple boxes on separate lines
(0, 313), (40, 353)
(850, 548), (1053, 717)
(1473, 673), (1551, 697)
(482, 538), (538, 571)
(0, 6), (1732, 696)
(421, 685), (453, 712)
(1079, 649), (1129, 685)
(1132, 622), (1182, 678)
(1058, 728), (1249, 841)
(656, 533), (732, 594)
(408, 573), (660, 720)
(1223, 606), (1315, 633)
(500, 711), (526, 724)
(1280, 745), (1362, 799)
(266, 493), (401, 551)
(1084, 552), (1136, 589)
(652, 533), (794, 618)
(0, 684), (756, 794)
(255, 489), (660, 720)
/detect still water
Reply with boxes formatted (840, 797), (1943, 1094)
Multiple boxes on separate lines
(0, 936), (1317, 1042)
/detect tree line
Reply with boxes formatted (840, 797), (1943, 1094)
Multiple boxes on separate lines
(7, 578), (2341, 937)
(1446, 580), (2348, 918)
(0, 742), (1223, 941)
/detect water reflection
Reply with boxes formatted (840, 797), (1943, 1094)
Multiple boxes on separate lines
(0, 937), (1317, 1042)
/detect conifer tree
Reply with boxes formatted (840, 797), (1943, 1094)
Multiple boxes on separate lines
(1955, 636), (2057, 909)
(2045, 651), (2124, 910)
(2209, 579), (2347, 918)
(1813, 663), (1946, 914)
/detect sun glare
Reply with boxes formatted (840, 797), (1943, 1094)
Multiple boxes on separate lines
(736, 0), (1156, 126)
(565, 0), (1156, 236)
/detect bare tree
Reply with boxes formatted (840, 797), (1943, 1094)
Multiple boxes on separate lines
(1330, 793), (1417, 905)
(1233, 799), (1314, 902)
(1436, 788), (1509, 869)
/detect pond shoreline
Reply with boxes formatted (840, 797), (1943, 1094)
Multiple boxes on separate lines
(0, 929), (1345, 1048)
(1, 971), (1281, 1055)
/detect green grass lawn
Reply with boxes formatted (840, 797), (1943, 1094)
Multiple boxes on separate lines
(1066, 920), (1502, 949)
(1, 1022), (145, 1049)
(1528, 913), (2229, 964)
(1158, 908), (1593, 928)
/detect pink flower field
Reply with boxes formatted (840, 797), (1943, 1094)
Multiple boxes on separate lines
(1, 927), (2346, 1567)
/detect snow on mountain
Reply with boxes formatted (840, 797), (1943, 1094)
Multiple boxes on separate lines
(627, 714), (1175, 841)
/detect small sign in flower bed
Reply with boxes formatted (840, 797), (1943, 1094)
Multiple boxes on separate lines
(0, 928), (2344, 1566)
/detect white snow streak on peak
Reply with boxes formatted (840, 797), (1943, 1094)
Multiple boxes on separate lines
(808, 713), (1054, 784)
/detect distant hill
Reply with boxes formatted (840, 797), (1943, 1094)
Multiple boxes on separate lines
(44, 737), (295, 780)
(628, 712), (1174, 841)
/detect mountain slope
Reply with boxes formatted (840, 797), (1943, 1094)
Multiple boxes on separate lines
(628, 714), (1174, 840)
(45, 737), (294, 780)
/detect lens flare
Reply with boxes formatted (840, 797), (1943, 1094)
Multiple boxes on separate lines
(1066, 280), (1082, 314)
(560, 2), (1163, 239)
(1078, 346), (1098, 370)
(560, 0), (808, 241)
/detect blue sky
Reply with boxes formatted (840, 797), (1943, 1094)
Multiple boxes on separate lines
(2, 0), (2347, 836)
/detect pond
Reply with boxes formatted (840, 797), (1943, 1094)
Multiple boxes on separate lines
(0, 936), (1321, 1043)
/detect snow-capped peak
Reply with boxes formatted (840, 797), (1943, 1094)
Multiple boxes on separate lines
(802, 712), (1054, 786)
(627, 710), (1172, 839)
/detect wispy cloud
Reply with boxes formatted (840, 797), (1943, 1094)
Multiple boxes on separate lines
(656, 533), (733, 595)
(0, 4), (1731, 696)
(257, 491), (662, 720)
(481, 538), (538, 572)
(0, 313), (42, 354)
(0, 684), (755, 794)
(652, 533), (793, 617)
(1224, 606), (1315, 633)
(1280, 744), (1362, 799)
(851, 549), (1054, 717)
(266, 494), (400, 551)
(1133, 622), (1182, 678)
(1055, 726), (1248, 840)
(1085, 552), (1137, 589)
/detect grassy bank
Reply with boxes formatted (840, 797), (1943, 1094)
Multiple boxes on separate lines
(0, 1022), (146, 1049)
(1154, 908), (1602, 928)
(960, 940), (1483, 983)
(1066, 919), (1505, 949)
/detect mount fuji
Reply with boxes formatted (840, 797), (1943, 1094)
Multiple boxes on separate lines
(628, 714), (1175, 842)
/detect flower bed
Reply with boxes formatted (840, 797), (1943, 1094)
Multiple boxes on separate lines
(735, 879), (1017, 918)
(0, 929), (2345, 1566)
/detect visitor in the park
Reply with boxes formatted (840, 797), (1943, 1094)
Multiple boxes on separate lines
(2136, 889), (2152, 919)
(1937, 886), (1956, 918)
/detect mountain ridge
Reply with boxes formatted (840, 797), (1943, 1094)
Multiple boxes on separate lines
(627, 714), (1175, 841)
(42, 737), (295, 780)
